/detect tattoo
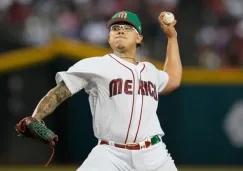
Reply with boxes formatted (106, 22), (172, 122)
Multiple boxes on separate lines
(32, 82), (71, 120)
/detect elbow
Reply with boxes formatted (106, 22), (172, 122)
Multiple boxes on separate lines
(173, 79), (181, 89)
(168, 80), (181, 93)
(169, 74), (181, 89)
(160, 77), (181, 95)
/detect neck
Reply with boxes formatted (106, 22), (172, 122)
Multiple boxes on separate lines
(113, 49), (137, 64)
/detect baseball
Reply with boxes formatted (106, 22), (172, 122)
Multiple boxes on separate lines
(163, 12), (175, 25)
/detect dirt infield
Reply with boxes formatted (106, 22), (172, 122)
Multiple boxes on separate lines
(0, 166), (242, 171)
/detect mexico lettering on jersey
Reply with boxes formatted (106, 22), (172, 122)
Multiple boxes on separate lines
(109, 79), (158, 101)
(55, 54), (169, 144)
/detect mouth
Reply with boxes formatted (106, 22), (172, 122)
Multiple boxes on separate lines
(116, 36), (126, 39)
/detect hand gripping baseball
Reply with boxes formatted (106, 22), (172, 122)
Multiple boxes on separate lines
(158, 12), (177, 38)
(15, 116), (58, 166)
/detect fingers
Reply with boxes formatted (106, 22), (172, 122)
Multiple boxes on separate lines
(168, 20), (177, 28)
(158, 12), (177, 28)
(160, 20), (167, 28)
(158, 12), (166, 19)
(158, 12), (166, 26)
(160, 20), (177, 31)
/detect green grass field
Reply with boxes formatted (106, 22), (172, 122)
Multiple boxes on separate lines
(0, 166), (243, 171)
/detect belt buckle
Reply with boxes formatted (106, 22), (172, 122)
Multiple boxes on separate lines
(125, 143), (137, 149)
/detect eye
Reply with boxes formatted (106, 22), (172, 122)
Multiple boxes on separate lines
(111, 25), (120, 31)
(124, 25), (134, 30)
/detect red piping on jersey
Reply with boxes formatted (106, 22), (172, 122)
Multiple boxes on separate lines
(133, 64), (145, 143)
(109, 54), (135, 143)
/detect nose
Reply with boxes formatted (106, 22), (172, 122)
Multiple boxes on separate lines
(117, 27), (125, 35)
(118, 30), (124, 34)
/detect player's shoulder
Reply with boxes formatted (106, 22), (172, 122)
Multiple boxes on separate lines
(141, 61), (158, 70)
(77, 55), (106, 63)
(72, 55), (109, 67)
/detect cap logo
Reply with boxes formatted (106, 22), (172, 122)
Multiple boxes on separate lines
(118, 12), (127, 18)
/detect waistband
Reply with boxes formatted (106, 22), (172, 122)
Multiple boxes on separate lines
(99, 135), (161, 150)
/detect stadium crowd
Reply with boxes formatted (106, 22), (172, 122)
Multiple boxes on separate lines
(0, 0), (242, 68)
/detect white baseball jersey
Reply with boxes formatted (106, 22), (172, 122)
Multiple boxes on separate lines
(56, 54), (169, 144)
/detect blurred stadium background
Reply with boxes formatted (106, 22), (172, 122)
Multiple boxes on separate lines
(0, 0), (243, 170)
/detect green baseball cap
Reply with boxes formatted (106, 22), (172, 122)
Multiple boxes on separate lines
(107, 11), (142, 34)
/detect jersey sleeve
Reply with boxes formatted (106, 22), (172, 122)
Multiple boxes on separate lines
(157, 70), (169, 93)
(55, 58), (97, 95)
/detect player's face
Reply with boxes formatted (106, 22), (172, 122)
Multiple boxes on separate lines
(108, 24), (143, 51)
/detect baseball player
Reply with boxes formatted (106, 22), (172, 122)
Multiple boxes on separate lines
(16, 11), (182, 171)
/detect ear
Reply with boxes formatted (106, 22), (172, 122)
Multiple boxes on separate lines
(136, 34), (143, 44)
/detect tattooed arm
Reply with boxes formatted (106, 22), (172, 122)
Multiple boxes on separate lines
(32, 82), (72, 121)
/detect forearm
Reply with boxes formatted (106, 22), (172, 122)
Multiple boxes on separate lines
(163, 37), (182, 81)
(32, 92), (58, 121)
(32, 83), (71, 121)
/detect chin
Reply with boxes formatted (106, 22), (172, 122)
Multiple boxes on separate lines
(117, 44), (125, 50)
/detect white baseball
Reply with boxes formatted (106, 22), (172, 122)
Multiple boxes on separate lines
(163, 12), (175, 25)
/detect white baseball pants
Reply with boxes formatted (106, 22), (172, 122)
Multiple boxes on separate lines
(77, 140), (178, 171)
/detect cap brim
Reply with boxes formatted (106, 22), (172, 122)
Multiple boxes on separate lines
(107, 18), (140, 34)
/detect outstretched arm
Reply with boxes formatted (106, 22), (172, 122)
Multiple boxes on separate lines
(158, 12), (182, 95)
(32, 82), (71, 121)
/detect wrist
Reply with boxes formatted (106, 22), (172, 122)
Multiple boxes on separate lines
(168, 37), (177, 40)
(32, 115), (42, 121)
